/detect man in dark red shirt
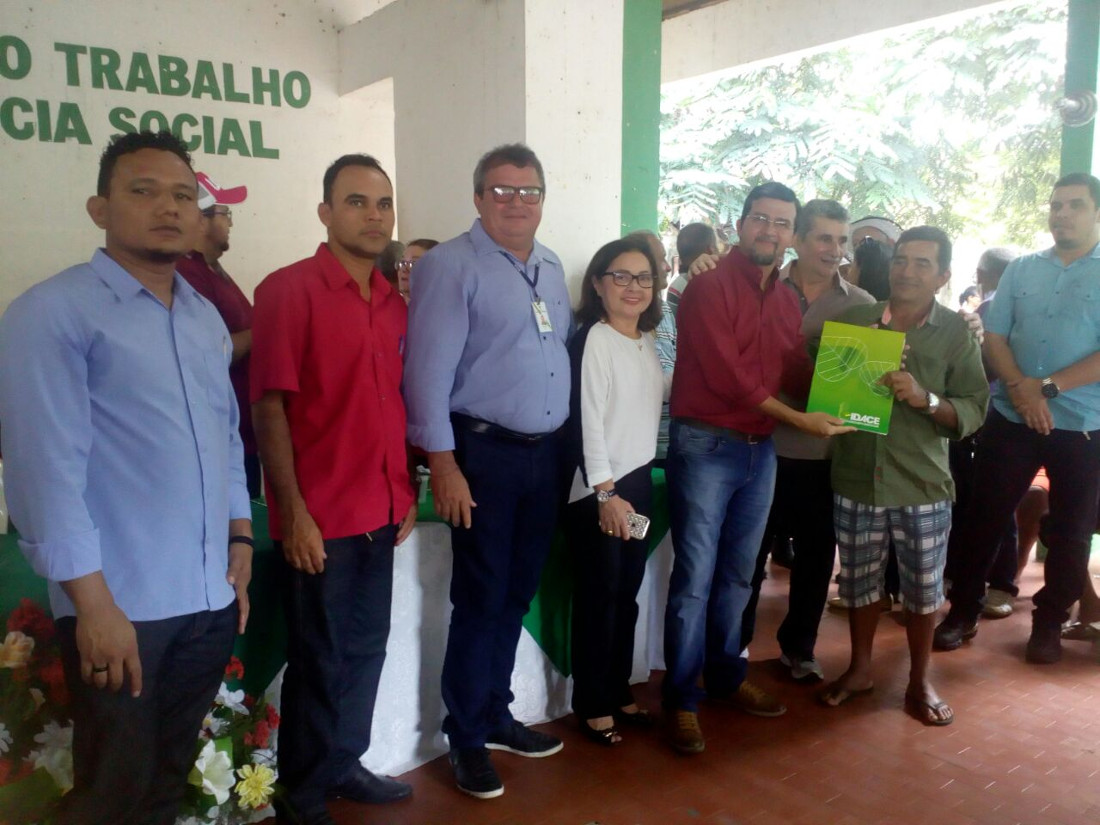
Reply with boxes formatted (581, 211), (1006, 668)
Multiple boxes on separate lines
(662, 182), (851, 755)
(251, 155), (417, 825)
(176, 174), (260, 496)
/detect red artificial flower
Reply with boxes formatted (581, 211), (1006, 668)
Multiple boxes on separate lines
(6, 599), (54, 644)
(244, 694), (256, 709)
(0, 759), (12, 785)
(224, 656), (245, 681)
(38, 656), (69, 706)
(264, 704), (280, 729)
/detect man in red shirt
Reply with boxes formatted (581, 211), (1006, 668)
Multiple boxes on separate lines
(251, 155), (418, 825)
(662, 182), (851, 754)
(176, 174), (260, 496)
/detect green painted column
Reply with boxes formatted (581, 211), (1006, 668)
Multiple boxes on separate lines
(1061, 0), (1100, 175)
(621, 0), (662, 233)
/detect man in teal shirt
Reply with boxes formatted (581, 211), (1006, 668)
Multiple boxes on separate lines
(935, 173), (1100, 664)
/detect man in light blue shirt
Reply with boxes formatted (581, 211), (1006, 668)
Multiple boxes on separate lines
(404, 144), (569, 800)
(936, 172), (1100, 665)
(0, 131), (252, 825)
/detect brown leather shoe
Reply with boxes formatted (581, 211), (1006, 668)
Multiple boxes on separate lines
(664, 709), (705, 754)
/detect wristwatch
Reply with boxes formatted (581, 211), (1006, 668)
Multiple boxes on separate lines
(1041, 377), (1060, 399)
(924, 392), (941, 415)
(596, 488), (617, 503)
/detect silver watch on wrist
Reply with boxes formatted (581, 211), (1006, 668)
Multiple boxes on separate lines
(596, 488), (617, 503)
(924, 391), (941, 415)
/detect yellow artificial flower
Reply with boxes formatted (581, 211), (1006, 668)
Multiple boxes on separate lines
(235, 763), (276, 809)
(0, 631), (34, 668)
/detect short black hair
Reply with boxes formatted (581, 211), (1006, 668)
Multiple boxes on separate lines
(676, 223), (717, 274)
(1053, 172), (1100, 208)
(576, 236), (663, 333)
(854, 238), (891, 300)
(406, 238), (439, 252)
(473, 144), (545, 194)
(97, 130), (193, 197)
(894, 225), (952, 274)
(795, 199), (849, 238)
(740, 181), (800, 223)
(323, 154), (391, 204)
(958, 285), (981, 307)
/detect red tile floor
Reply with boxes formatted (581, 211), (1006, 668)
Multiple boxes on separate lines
(290, 557), (1100, 825)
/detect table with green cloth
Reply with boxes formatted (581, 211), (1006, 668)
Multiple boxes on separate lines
(0, 470), (673, 774)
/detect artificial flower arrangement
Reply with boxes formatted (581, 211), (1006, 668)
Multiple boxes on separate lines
(0, 598), (73, 825)
(0, 598), (279, 825)
(177, 656), (280, 825)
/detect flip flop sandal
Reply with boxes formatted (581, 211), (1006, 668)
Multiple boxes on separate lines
(905, 693), (954, 727)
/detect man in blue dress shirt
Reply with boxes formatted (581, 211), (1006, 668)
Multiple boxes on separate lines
(935, 172), (1100, 664)
(404, 144), (569, 800)
(0, 131), (252, 825)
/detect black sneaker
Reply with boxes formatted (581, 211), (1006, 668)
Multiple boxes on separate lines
(449, 747), (503, 799)
(932, 614), (978, 651)
(485, 719), (563, 757)
(1025, 620), (1062, 664)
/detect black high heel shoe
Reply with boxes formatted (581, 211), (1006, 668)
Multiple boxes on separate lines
(613, 707), (653, 728)
(580, 719), (621, 746)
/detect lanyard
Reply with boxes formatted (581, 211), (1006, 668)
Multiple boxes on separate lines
(500, 252), (540, 297)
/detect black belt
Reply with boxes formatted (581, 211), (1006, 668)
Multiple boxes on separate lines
(452, 413), (559, 444)
(678, 417), (769, 445)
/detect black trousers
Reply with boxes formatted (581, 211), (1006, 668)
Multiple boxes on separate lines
(946, 430), (1020, 596)
(947, 409), (1100, 626)
(55, 602), (238, 825)
(566, 463), (652, 720)
(440, 426), (561, 749)
(741, 457), (835, 660)
(277, 528), (395, 816)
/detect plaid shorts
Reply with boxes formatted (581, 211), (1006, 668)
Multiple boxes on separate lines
(834, 495), (952, 615)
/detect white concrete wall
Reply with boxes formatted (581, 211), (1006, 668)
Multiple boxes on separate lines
(524, 1), (625, 291)
(661, 0), (1007, 85)
(339, 0), (528, 245)
(0, 1), (395, 312)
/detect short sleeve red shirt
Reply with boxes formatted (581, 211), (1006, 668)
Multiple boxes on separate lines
(250, 243), (413, 539)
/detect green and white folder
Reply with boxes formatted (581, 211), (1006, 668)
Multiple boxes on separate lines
(806, 321), (905, 436)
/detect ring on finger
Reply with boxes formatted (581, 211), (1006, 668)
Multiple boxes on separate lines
(92, 664), (109, 674)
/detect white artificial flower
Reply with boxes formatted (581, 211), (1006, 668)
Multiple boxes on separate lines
(0, 723), (13, 754)
(188, 739), (235, 805)
(30, 721), (74, 792)
(201, 712), (229, 737)
(214, 683), (248, 715)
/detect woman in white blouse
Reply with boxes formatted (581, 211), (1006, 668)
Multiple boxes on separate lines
(565, 236), (669, 745)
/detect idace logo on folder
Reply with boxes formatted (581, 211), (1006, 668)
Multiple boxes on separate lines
(806, 321), (905, 436)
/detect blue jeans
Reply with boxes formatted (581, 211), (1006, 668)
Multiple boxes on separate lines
(662, 420), (777, 711)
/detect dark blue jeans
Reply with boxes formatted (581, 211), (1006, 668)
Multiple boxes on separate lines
(947, 409), (1100, 626)
(277, 527), (396, 815)
(441, 425), (560, 749)
(662, 420), (777, 711)
(56, 602), (238, 825)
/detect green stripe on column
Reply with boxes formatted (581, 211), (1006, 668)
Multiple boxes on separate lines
(1061, 0), (1100, 175)
(620, 0), (663, 234)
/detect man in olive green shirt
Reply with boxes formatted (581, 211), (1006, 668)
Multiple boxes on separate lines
(819, 226), (989, 727)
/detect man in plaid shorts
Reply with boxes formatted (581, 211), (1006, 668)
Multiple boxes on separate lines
(819, 226), (989, 726)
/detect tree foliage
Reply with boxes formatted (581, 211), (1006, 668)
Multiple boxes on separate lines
(659, 1), (1066, 247)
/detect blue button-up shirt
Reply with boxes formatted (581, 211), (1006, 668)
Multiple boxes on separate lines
(984, 244), (1100, 432)
(404, 219), (571, 452)
(0, 250), (251, 621)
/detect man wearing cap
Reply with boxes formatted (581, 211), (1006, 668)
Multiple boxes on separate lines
(0, 130), (252, 824)
(177, 173), (260, 496)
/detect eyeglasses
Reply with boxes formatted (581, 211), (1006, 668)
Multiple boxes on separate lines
(396, 259), (414, 272)
(487, 185), (544, 204)
(602, 270), (655, 288)
(745, 213), (792, 231)
(204, 207), (233, 222)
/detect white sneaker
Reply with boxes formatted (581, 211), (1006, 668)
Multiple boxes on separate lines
(982, 588), (1014, 619)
